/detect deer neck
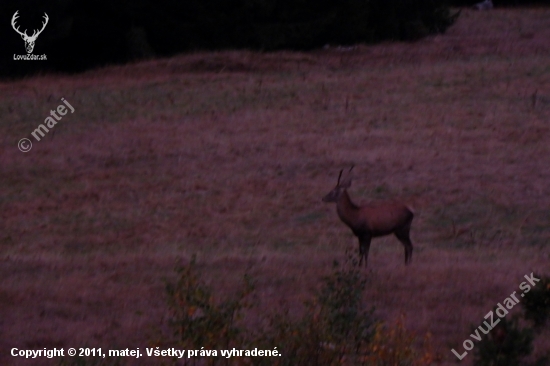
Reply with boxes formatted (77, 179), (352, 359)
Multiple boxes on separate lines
(336, 190), (360, 228)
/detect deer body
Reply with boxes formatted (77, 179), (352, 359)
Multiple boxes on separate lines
(323, 167), (414, 267)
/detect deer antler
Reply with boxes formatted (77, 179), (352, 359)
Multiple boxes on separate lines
(11, 11), (27, 38)
(31, 13), (49, 39)
(340, 164), (354, 185)
(337, 169), (343, 184)
(11, 11), (48, 40)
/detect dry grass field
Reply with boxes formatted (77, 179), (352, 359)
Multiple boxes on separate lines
(1, 7), (550, 366)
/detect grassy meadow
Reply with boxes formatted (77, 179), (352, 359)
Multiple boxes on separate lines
(1, 7), (550, 366)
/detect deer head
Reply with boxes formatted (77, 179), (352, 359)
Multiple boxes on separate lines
(11, 11), (49, 54)
(322, 165), (354, 202)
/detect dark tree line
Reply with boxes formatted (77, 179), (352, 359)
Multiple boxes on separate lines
(451, 0), (550, 5)
(1, 0), (462, 78)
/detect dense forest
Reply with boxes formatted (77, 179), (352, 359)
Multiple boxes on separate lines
(1, 0), (548, 78)
(1, 0), (460, 77)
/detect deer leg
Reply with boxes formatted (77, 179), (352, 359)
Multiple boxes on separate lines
(358, 234), (372, 267)
(357, 238), (364, 266)
(395, 221), (413, 265)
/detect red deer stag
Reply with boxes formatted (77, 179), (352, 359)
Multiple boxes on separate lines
(322, 166), (414, 267)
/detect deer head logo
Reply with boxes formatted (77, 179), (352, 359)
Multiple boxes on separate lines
(11, 11), (49, 54)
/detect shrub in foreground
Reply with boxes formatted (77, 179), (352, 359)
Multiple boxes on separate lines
(161, 252), (437, 365)
(521, 273), (550, 329)
(164, 254), (255, 353)
(473, 314), (534, 366)
(472, 273), (550, 366)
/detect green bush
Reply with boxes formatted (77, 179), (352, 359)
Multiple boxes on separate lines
(161, 252), (436, 365)
(164, 255), (255, 353)
(521, 273), (550, 329)
(364, 317), (438, 365)
(317, 257), (374, 346)
(473, 314), (534, 366)
(470, 274), (550, 366)
(252, 253), (376, 365)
